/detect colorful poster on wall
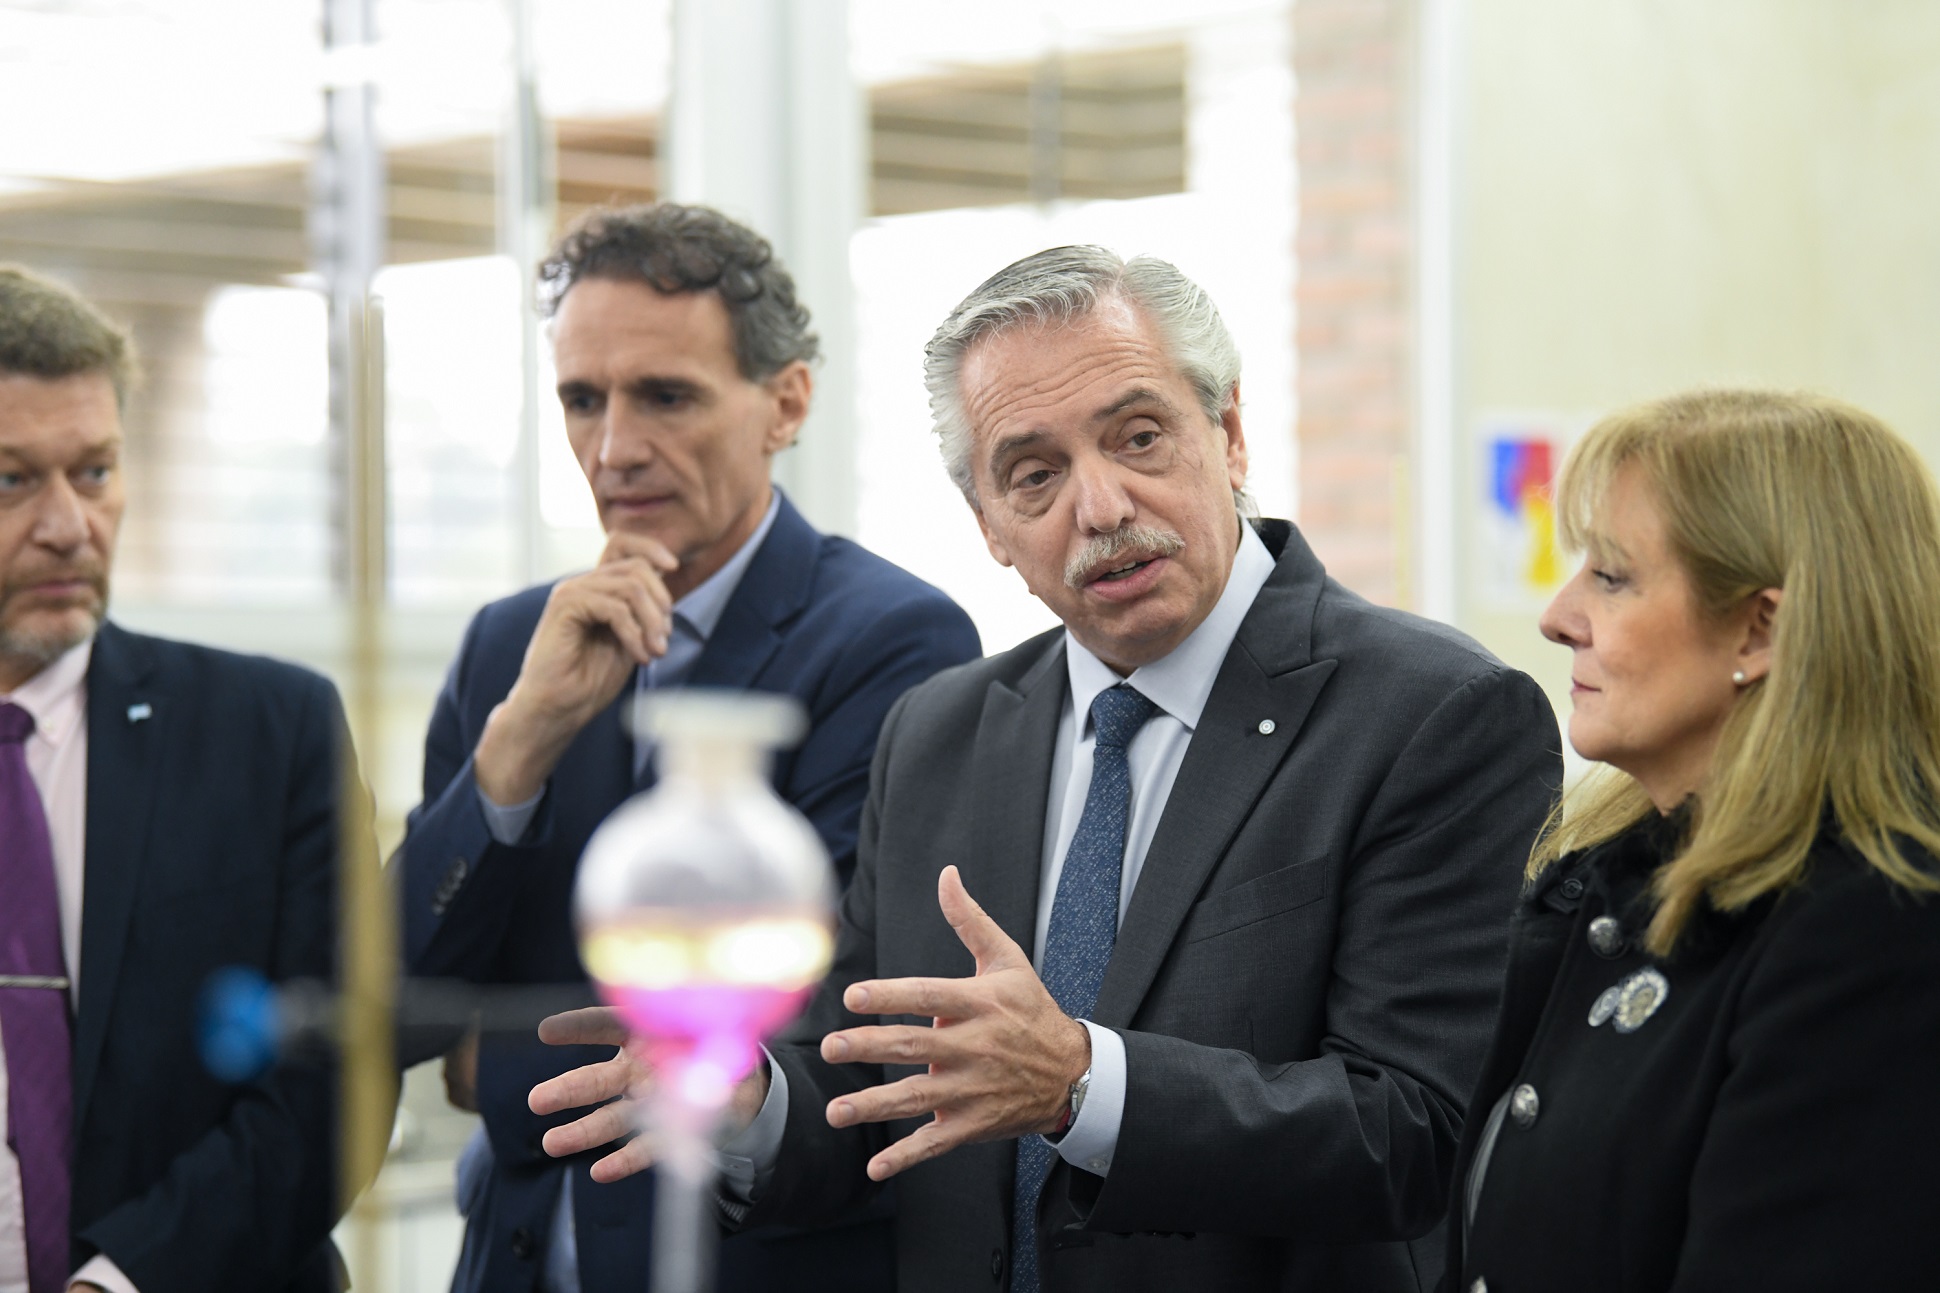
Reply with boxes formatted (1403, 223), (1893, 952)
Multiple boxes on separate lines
(1477, 417), (1577, 610)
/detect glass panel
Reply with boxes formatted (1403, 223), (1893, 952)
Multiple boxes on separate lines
(850, 0), (1296, 654)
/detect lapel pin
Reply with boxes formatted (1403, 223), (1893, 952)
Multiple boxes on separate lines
(1589, 966), (1669, 1033)
(1588, 985), (1619, 1027)
(127, 702), (152, 723)
(1257, 719), (1277, 735)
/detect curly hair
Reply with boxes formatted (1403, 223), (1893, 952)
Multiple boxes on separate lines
(538, 203), (819, 381)
(0, 264), (139, 406)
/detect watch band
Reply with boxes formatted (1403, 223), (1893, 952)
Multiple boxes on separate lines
(1054, 1064), (1093, 1136)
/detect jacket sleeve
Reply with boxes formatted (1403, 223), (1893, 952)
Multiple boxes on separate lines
(77, 673), (369, 1293)
(1669, 865), (1940, 1292)
(393, 605), (541, 981)
(1073, 667), (1560, 1242)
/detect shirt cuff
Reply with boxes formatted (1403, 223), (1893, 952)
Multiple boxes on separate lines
(1048, 1020), (1125, 1178)
(475, 782), (544, 846)
(714, 1049), (789, 1203)
(69, 1254), (140, 1293)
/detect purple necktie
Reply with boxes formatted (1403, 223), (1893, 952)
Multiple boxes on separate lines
(0, 701), (72, 1293)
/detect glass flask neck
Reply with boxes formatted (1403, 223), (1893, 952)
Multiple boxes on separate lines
(658, 737), (769, 790)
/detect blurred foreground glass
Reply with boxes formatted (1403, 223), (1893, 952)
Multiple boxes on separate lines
(575, 692), (835, 1293)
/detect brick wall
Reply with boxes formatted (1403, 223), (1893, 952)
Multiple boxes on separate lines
(1293, 0), (1413, 605)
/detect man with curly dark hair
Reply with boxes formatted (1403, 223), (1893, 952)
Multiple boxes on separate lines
(395, 204), (980, 1293)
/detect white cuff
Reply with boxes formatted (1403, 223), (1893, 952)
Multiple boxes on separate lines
(1049, 1020), (1125, 1177)
(475, 782), (544, 845)
(713, 1050), (789, 1203)
(69, 1253), (140, 1293)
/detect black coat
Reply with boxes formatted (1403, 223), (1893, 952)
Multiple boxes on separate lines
(741, 520), (1562, 1293)
(1445, 810), (1940, 1293)
(71, 622), (348, 1292)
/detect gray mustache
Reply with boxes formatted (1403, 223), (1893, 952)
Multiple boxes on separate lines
(1064, 526), (1186, 589)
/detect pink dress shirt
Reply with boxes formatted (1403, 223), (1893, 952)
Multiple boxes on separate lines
(0, 639), (139, 1293)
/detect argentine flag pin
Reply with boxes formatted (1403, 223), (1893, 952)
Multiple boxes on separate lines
(127, 702), (153, 723)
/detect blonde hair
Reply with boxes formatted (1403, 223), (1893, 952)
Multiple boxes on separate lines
(1532, 389), (1940, 955)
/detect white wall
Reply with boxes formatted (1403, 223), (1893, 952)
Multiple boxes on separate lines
(1448, 0), (1940, 720)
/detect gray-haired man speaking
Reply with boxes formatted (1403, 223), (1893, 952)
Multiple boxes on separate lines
(533, 246), (1560, 1292)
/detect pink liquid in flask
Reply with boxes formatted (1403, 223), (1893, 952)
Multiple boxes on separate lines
(603, 983), (812, 1106)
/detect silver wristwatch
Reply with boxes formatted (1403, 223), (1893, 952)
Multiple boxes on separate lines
(1065, 1065), (1093, 1129)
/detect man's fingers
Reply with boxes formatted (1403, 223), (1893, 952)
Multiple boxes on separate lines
(590, 1136), (657, 1184)
(576, 588), (665, 663)
(537, 1006), (627, 1048)
(842, 975), (981, 1019)
(865, 1119), (963, 1182)
(825, 1072), (945, 1128)
(821, 1023), (950, 1067)
(600, 530), (681, 575)
(937, 866), (1028, 973)
(540, 1101), (637, 1159)
(589, 556), (675, 616)
(529, 1054), (638, 1116)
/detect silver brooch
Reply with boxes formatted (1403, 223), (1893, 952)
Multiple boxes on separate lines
(1588, 985), (1619, 1027)
(1588, 967), (1670, 1033)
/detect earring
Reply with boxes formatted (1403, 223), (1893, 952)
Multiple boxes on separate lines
(1732, 670), (1748, 685)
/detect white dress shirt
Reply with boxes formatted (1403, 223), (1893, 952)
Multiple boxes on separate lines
(0, 638), (143, 1293)
(720, 522), (1277, 1194)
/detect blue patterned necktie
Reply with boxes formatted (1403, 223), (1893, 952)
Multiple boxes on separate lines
(1011, 684), (1158, 1293)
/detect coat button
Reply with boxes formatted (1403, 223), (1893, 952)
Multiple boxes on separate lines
(509, 1226), (536, 1260)
(1559, 877), (1585, 900)
(989, 1247), (1004, 1280)
(1510, 1083), (1540, 1130)
(1588, 915), (1626, 958)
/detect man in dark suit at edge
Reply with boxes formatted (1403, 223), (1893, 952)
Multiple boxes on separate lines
(535, 246), (1561, 1291)
(394, 204), (980, 1293)
(0, 267), (353, 1293)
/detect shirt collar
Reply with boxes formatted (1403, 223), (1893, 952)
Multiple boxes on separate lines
(1064, 521), (1277, 734)
(1, 636), (93, 747)
(671, 490), (782, 643)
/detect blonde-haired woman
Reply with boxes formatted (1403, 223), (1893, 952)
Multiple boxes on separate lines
(1446, 390), (1940, 1293)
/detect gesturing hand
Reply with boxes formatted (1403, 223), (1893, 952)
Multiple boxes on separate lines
(820, 866), (1090, 1182)
(474, 531), (678, 806)
(529, 1007), (772, 1184)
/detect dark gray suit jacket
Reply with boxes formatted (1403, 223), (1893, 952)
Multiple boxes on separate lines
(741, 519), (1561, 1292)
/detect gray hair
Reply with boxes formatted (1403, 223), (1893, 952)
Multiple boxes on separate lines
(923, 246), (1244, 508)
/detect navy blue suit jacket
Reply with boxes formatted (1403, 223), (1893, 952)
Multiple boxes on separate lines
(397, 494), (980, 1293)
(70, 621), (349, 1293)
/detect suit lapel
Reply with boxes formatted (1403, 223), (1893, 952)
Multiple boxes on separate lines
(962, 634), (1067, 953)
(683, 491), (818, 695)
(74, 622), (163, 1134)
(555, 690), (638, 826)
(1091, 524), (1339, 1028)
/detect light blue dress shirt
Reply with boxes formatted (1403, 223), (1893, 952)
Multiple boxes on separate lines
(469, 492), (781, 1293)
(720, 522), (1277, 1196)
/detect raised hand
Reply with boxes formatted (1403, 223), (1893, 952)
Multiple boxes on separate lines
(819, 866), (1090, 1182)
(530, 1006), (773, 1184)
(474, 531), (678, 806)
(529, 1007), (657, 1184)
